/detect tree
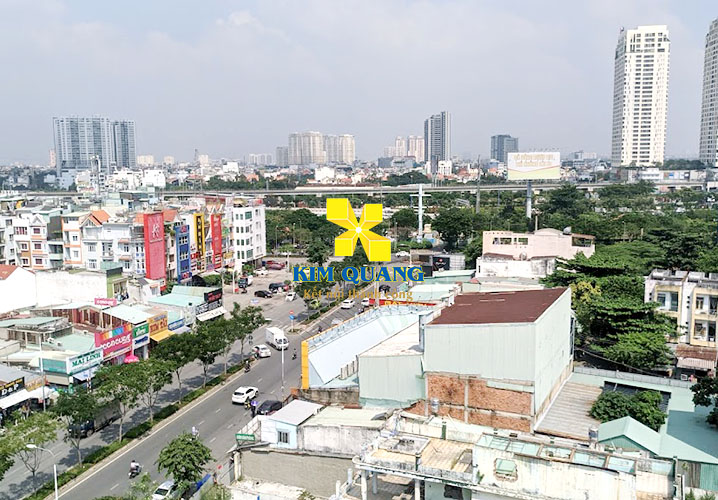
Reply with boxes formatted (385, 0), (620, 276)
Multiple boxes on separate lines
(125, 472), (156, 500)
(697, 247), (718, 273)
(195, 321), (225, 387)
(4, 411), (61, 492)
(590, 390), (666, 431)
(156, 432), (213, 494)
(306, 240), (330, 267)
(463, 237), (483, 268)
(541, 184), (592, 222)
(691, 377), (718, 428)
(151, 333), (199, 404)
(53, 386), (99, 465)
(0, 451), (12, 484)
(390, 208), (419, 240)
(229, 304), (266, 364)
(432, 208), (475, 250)
(94, 363), (141, 441)
(132, 358), (173, 425)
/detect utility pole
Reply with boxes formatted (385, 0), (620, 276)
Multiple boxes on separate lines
(410, 184), (431, 242)
(475, 155), (481, 213)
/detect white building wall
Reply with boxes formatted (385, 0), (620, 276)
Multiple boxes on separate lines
(0, 267), (36, 314)
(700, 18), (718, 166)
(35, 270), (108, 307)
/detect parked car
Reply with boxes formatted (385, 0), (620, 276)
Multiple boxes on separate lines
(237, 275), (253, 288)
(254, 290), (273, 298)
(378, 284), (391, 294)
(152, 480), (178, 500)
(285, 291), (296, 301)
(255, 268), (268, 276)
(232, 386), (258, 404)
(269, 282), (289, 293)
(253, 344), (271, 358)
(361, 298), (371, 307)
(265, 260), (285, 269)
(396, 251), (410, 258)
(257, 400), (283, 415)
(341, 299), (355, 309)
(69, 401), (120, 438)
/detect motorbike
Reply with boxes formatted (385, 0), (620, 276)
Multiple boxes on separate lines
(292, 351), (297, 360)
(245, 363), (251, 373)
(129, 464), (142, 479)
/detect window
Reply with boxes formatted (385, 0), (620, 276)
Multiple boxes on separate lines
(21, 258), (29, 266)
(19, 243), (28, 251)
(123, 261), (130, 270)
(494, 459), (518, 480)
(88, 259), (97, 269)
(87, 243), (96, 252)
(656, 291), (678, 312)
(15, 227), (27, 235)
(34, 258), (43, 265)
(72, 235), (78, 242)
(33, 243), (42, 250)
(278, 431), (289, 444)
(73, 250), (79, 258)
(32, 227), (41, 234)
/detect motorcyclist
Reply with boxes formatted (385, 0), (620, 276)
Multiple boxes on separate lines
(191, 426), (199, 438)
(292, 348), (297, 360)
(244, 360), (251, 372)
(130, 460), (140, 475)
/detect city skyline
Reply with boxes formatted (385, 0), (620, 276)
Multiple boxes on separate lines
(0, 1), (715, 164)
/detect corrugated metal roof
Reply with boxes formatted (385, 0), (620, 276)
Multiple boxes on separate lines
(172, 285), (218, 297)
(598, 417), (662, 455)
(305, 406), (386, 429)
(430, 288), (567, 325)
(0, 317), (59, 328)
(268, 400), (322, 426)
(104, 304), (154, 324)
(149, 294), (201, 307)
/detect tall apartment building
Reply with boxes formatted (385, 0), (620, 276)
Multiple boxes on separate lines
(424, 112), (451, 164)
(336, 134), (355, 164)
(394, 136), (407, 157)
(248, 153), (272, 166)
(490, 134), (519, 163)
(407, 135), (425, 161)
(230, 198), (266, 272)
(289, 131), (326, 165)
(699, 18), (718, 166)
(611, 25), (670, 166)
(275, 146), (289, 167)
(112, 120), (137, 169)
(53, 116), (114, 177)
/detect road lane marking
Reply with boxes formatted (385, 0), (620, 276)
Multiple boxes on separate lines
(110, 484), (119, 491)
(215, 408), (221, 413)
(227, 424), (233, 429)
(257, 378), (262, 383)
(210, 437), (217, 443)
(199, 420), (205, 426)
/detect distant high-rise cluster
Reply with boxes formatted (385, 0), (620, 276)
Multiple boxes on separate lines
(611, 25), (670, 166)
(424, 111), (450, 163)
(383, 135), (424, 160)
(53, 116), (137, 177)
(407, 135), (424, 161)
(700, 18), (718, 166)
(286, 131), (355, 165)
(275, 146), (289, 167)
(490, 135), (519, 163)
(248, 153), (273, 166)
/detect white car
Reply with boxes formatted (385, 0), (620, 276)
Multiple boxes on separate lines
(361, 298), (371, 307)
(341, 299), (355, 309)
(152, 481), (177, 500)
(396, 251), (410, 258)
(285, 291), (296, 302)
(253, 344), (271, 358)
(232, 386), (258, 404)
(255, 268), (268, 277)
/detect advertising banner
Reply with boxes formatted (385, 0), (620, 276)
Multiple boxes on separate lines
(94, 297), (118, 307)
(95, 324), (133, 359)
(194, 213), (206, 265)
(0, 378), (24, 398)
(148, 314), (168, 335)
(507, 152), (561, 181)
(211, 214), (222, 269)
(143, 212), (166, 281)
(68, 349), (102, 375)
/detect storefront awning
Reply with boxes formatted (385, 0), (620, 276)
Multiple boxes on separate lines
(197, 307), (227, 322)
(73, 366), (99, 382)
(677, 357), (715, 370)
(172, 326), (192, 335)
(150, 329), (173, 343)
(0, 389), (30, 410)
(26, 386), (58, 401)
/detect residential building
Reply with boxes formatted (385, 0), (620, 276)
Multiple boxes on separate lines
(0, 265), (36, 314)
(80, 215), (137, 274)
(645, 269), (718, 355)
(35, 266), (128, 307)
(490, 134), (519, 163)
(477, 228), (595, 278)
(336, 134), (355, 164)
(275, 146), (289, 167)
(248, 153), (272, 166)
(230, 197), (266, 271)
(61, 211), (92, 268)
(136, 155), (155, 167)
(111, 120), (136, 169)
(53, 116), (114, 180)
(394, 136), (406, 157)
(407, 135), (424, 161)
(423, 111), (450, 164)
(611, 25), (670, 166)
(289, 132), (326, 165)
(162, 156), (175, 166)
(700, 18), (718, 166)
(436, 159), (452, 176)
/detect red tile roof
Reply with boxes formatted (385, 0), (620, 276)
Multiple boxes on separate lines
(676, 344), (717, 361)
(430, 288), (568, 325)
(0, 265), (18, 280)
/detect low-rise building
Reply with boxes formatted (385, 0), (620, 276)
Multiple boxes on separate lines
(0, 265), (35, 314)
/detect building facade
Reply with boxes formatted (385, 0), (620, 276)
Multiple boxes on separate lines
(424, 111), (451, 164)
(53, 116), (114, 183)
(700, 18), (718, 166)
(275, 146), (289, 167)
(289, 132), (326, 165)
(111, 120), (137, 169)
(407, 135), (425, 161)
(230, 198), (266, 272)
(490, 134), (519, 163)
(611, 25), (670, 166)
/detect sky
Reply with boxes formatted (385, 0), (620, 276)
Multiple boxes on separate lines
(0, 0), (714, 164)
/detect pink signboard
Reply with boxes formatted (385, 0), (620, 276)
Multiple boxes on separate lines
(143, 212), (166, 281)
(94, 297), (118, 307)
(95, 324), (133, 359)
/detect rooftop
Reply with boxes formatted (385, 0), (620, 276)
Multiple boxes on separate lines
(268, 399), (322, 426)
(149, 294), (202, 308)
(304, 406), (387, 429)
(361, 323), (421, 357)
(0, 316), (63, 328)
(103, 304), (155, 325)
(429, 288), (567, 325)
(171, 285), (219, 297)
(0, 265), (21, 280)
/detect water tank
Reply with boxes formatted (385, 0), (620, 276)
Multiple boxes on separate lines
(588, 426), (599, 443)
(430, 398), (439, 415)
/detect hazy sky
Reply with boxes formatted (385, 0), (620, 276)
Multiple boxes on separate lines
(0, 0), (714, 164)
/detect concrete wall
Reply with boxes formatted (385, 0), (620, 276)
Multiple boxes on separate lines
(299, 387), (359, 407)
(35, 270), (108, 307)
(359, 353), (424, 407)
(240, 449), (352, 497)
(299, 424), (381, 457)
(482, 230), (595, 260)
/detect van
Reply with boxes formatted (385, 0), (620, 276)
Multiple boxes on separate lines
(265, 326), (289, 350)
(69, 400), (120, 438)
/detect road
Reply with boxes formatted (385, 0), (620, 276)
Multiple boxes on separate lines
(0, 265), (364, 500)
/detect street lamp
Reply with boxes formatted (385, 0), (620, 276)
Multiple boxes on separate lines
(26, 444), (58, 500)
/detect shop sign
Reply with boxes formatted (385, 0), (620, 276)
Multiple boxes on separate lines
(133, 334), (150, 349)
(204, 289), (222, 303)
(133, 323), (150, 338)
(68, 349), (102, 375)
(95, 324), (133, 358)
(0, 378), (24, 398)
(148, 314), (168, 335)
(94, 297), (118, 307)
(41, 358), (68, 374)
(168, 318), (185, 330)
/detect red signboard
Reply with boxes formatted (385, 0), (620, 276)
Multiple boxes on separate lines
(211, 214), (222, 268)
(95, 324), (133, 359)
(143, 212), (166, 281)
(94, 297), (118, 307)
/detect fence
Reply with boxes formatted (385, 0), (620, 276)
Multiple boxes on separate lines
(573, 366), (693, 389)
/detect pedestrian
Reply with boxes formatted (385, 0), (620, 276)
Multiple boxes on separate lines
(251, 398), (257, 417)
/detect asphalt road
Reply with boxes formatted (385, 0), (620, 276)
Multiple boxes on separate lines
(0, 265), (370, 500)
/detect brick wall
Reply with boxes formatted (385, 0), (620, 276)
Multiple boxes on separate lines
(427, 373), (532, 415)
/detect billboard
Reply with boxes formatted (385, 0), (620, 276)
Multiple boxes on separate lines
(507, 152), (561, 181)
(193, 213), (206, 272)
(95, 324), (132, 359)
(143, 212), (166, 280)
(211, 214), (222, 269)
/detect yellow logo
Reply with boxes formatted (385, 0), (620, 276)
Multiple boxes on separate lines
(326, 199), (391, 262)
